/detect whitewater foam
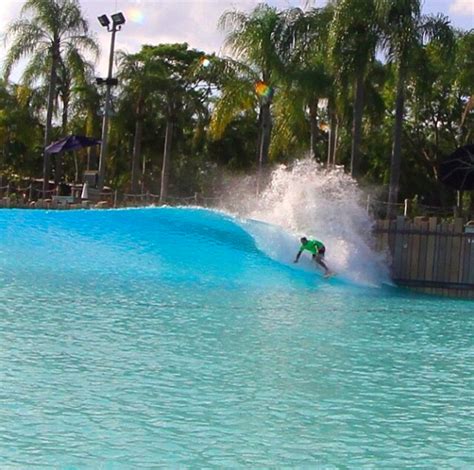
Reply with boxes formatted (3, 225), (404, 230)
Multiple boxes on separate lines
(219, 159), (390, 286)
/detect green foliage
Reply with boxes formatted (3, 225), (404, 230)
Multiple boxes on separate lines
(330, 0), (379, 85)
(0, 2), (472, 208)
(3, 0), (98, 188)
(0, 81), (43, 178)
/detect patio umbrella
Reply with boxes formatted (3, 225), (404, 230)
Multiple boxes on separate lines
(439, 144), (474, 191)
(45, 135), (101, 155)
(81, 181), (89, 200)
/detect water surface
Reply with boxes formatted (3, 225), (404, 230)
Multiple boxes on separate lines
(0, 208), (472, 467)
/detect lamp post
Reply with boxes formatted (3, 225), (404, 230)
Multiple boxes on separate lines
(97, 12), (125, 191)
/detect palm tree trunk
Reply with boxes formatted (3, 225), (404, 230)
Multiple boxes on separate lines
(309, 101), (319, 160)
(73, 151), (79, 183)
(257, 102), (272, 194)
(42, 52), (59, 197)
(350, 71), (365, 178)
(141, 154), (147, 194)
(131, 118), (143, 194)
(387, 66), (406, 218)
(62, 95), (69, 133)
(327, 103), (336, 167)
(54, 93), (69, 185)
(160, 118), (174, 204)
(86, 110), (98, 173)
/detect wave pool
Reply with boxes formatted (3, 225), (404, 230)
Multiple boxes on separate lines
(0, 206), (473, 467)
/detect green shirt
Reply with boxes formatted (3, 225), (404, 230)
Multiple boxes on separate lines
(300, 239), (324, 255)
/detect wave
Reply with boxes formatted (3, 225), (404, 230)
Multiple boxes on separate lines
(0, 201), (388, 294)
(219, 159), (391, 286)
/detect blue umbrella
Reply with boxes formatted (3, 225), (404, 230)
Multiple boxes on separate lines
(45, 135), (101, 154)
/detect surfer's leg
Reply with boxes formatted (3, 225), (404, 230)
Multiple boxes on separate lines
(315, 255), (329, 274)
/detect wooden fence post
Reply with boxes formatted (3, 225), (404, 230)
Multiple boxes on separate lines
(393, 216), (406, 279)
(404, 199), (410, 217)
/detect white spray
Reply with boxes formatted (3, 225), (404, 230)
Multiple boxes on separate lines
(219, 159), (391, 286)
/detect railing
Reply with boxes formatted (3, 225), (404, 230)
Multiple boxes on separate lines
(0, 184), (224, 210)
(33, 187), (57, 198)
(367, 196), (468, 220)
(0, 183), (469, 220)
(119, 192), (222, 207)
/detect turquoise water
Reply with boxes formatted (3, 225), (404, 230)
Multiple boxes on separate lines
(0, 207), (473, 468)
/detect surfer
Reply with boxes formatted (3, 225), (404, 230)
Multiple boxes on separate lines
(294, 236), (331, 276)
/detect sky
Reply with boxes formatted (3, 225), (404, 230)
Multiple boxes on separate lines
(0, 0), (473, 81)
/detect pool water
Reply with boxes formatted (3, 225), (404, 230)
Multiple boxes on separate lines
(0, 207), (473, 467)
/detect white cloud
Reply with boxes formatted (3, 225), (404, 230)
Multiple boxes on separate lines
(1, 0), (245, 80)
(88, 0), (248, 76)
(0, 1), (22, 32)
(450, 0), (474, 14)
(1, 0), (472, 83)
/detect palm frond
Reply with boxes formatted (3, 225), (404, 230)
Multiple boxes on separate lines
(65, 36), (99, 61)
(421, 14), (454, 51)
(21, 51), (51, 87)
(218, 4), (282, 80)
(3, 21), (47, 79)
(270, 85), (308, 157)
(209, 79), (256, 139)
(330, 0), (379, 83)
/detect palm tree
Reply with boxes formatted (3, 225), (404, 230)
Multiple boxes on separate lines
(329, 0), (379, 177)
(57, 47), (96, 134)
(117, 47), (167, 194)
(70, 78), (102, 177)
(271, 6), (334, 161)
(218, 4), (283, 188)
(17, 46), (95, 184)
(377, 0), (454, 217)
(3, 0), (98, 195)
(208, 57), (259, 138)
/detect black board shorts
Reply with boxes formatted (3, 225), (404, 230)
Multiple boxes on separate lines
(312, 246), (325, 258)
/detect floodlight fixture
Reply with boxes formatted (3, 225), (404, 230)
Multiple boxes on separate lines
(96, 77), (118, 86)
(111, 12), (126, 26)
(97, 11), (126, 191)
(98, 14), (110, 28)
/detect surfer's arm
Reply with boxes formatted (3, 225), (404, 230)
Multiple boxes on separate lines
(294, 250), (303, 263)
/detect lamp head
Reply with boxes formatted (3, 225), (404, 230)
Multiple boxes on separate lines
(111, 12), (126, 26)
(97, 14), (110, 27)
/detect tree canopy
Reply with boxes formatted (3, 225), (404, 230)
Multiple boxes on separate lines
(1, 0), (472, 214)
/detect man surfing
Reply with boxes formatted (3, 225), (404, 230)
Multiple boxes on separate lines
(294, 236), (332, 277)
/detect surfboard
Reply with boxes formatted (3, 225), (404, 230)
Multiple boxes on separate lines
(323, 271), (336, 279)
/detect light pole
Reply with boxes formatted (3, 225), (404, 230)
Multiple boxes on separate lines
(97, 12), (125, 191)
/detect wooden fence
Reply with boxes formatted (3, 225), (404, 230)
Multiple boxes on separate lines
(373, 217), (474, 299)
